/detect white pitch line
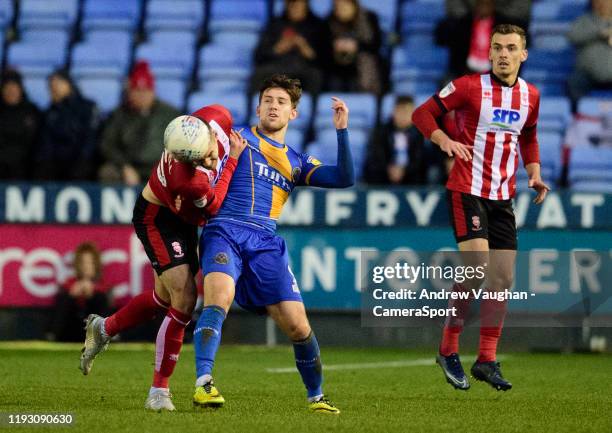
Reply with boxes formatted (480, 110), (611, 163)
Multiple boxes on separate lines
(266, 358), (434, 373)
(266, 355), (509, 374)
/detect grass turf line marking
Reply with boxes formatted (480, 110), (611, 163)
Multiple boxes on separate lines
(266, 355), (509, 373)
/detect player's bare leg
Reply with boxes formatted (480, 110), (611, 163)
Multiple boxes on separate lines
(193, 272), (235, 408)
(145, 265), (196, 411)
(471, 249), (515, 391)
(267, 301), (339, 414)
(437, 238), (488, 390)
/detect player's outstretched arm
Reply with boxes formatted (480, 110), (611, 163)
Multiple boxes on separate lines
(306, 97), (355, 188)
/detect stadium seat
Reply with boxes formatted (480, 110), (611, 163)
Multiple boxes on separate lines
(145, 0), (204, 32)
(22, 75), (50, 108)
(568, 146), (612, 185)
(156, 78), (187, 110)
(249, 93), (313, 132)
(0, 0), (13, 30)
(198, 43), (252, 92)
(20, 29), (70, 46)
(360, 0), (398, 35)
(284, 128), (305, 151)
(539, 97), (572, 133)
(71, 34), (132, 78)
(532, 34), (571, 51)
(148, 30), (197, 47)
(307, 128), (368, 180)
(400, 1), (445, 36)
(200, 78), (249, 94)
(85, 30), (133, 47)
(530, 1), (586, 37)
(577, 98), (611, 117)
(18, 0), (78, 31)
(7, 40), (67, 76)
(135, 39), (195, 79)
(76, 77), (122, 114)
(315, 92), (377, 130)
(81, 0), (143, 31)
(392, 46), (448, 82)
(393, 77), (438, 97)
(208, 0), (268, 33)
(516, 131), (563, 189)
(209, 31), (259, 51)
(187, 91), (248, 124)
(571, 180), (612, 193)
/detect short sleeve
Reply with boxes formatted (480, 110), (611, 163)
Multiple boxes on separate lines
(297, 152), (324, 186)
(435, 75), (472, 113)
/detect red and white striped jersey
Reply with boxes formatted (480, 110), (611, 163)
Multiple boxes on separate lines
(435, 73), (540, 200)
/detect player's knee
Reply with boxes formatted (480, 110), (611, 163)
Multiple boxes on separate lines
(288, 322), (311, 341)
(489, 272), (514, 291)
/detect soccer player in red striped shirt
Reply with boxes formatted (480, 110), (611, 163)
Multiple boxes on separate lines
(412, 24), (550, 391)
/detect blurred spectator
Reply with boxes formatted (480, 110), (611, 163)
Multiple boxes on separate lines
(251, 0), (330, 95)
(49, 242), (109, 342)
(445, 0), (531, 30)
(436, 0), (529, 80)
(35, 69), (99, 180)
(567, 0), (612, 105)
(364, 95), (427, 184)
(325, 0), (385, 95)
(0, 70), (41, 180)
(99, 61), (180, 185)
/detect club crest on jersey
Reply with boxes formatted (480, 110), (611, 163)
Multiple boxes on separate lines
(172, 241), (184, 258)
(491, 109), (521, 129)
(291, 166), (302, 183)
(439, 82), (456, 98)
(471, 216), (482, 231)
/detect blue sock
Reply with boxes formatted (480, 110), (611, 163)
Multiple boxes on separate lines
(194, 305), (226, 380)
(293, 332), (323, 400)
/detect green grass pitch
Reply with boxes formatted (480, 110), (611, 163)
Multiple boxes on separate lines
(1, 342), (611, 433)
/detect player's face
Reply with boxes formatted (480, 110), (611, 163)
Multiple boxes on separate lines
(489, 33), (527, 80)
(256, 88), (297, 133)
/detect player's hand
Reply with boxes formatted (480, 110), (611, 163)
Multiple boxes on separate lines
(439, 137), (473, 162)
(528, 177), (550, 205)
(229, 129), (248, 158)
(331, 97), (349, 129)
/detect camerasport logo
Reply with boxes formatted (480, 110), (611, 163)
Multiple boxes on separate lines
(0, 225), (155, 307)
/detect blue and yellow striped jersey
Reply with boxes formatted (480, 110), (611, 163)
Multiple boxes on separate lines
(211, 126), (322, 231)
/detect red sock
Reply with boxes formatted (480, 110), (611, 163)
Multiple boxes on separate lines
(104, 291), (169, 337)
(478, 297), (507, 362)
(439, 284), (473, 356)
(152, 308), (191, 389)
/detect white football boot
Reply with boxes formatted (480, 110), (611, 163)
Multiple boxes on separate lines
(79, 314), (110, 375)
(145, 389), (176, 412)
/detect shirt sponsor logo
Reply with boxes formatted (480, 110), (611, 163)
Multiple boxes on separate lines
(255, 162), (291, 191)
(491, 109), (521, 129)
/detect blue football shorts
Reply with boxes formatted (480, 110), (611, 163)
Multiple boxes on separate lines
(200, 220), (302, 313)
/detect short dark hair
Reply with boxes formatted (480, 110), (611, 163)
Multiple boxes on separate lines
(258, 74), (302, 108)
(491, 24), (527, 48)
(395, 95), (414, 106)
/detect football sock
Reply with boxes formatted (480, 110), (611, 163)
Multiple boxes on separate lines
(152, 308), (190, 389)
(104, 291), (170, 337)
(478, 296), (508, 362)
(194, 305), (226, 380)
(439, 283), (472, 356)
(293, 331), (323, 400)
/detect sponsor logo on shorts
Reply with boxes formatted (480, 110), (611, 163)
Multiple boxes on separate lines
(214, 252), (229, 264)
(172, 241), (184, 258)
(472, 215), (482, 231)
